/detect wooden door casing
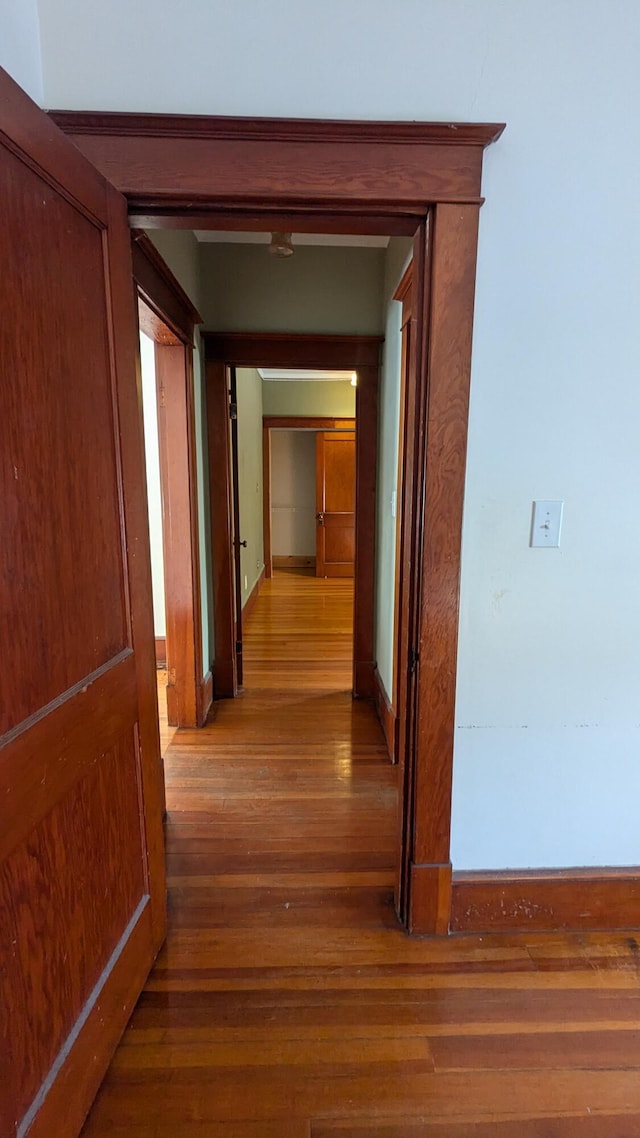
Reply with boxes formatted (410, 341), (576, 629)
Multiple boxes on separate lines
(316, 432), (356, 578)
(0, 69), (166, 1136)
(53, 114), (503, 934)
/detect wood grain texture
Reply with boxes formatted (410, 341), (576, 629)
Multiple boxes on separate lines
(451, 868), (640, 933)
(405, 205), (482, 933)
(81, 574), (640, 1137)
(204, 333), (382, 371)
(49, 113), (504, 217)
(0, 67), (166, 1138)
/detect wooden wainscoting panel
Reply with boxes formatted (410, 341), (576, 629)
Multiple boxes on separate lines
(451, 868), (640, 934)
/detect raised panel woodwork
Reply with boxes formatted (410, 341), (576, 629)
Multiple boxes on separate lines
(0, 731), (146, 1124)
(0, 148), (127, 735)
(316, 432), (356, 579)
(0, 66), (166, 1135)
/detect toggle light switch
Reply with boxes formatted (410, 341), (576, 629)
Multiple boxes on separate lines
(530, 500), (563, 548)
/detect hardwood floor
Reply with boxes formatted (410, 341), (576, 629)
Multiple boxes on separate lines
(81, 572), (640, 1135)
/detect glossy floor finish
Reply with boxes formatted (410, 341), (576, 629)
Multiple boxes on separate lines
(82, 573), (640, 1135)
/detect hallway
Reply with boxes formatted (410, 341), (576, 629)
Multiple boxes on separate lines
(81, 574), (640, 1135)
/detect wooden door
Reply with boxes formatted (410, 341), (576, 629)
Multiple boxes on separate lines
(0, 68), (166, 1137)
(315, 431), (356, 578)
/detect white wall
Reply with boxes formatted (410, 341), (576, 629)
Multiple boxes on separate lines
(271, 432), (317, 558)
(140, 333), (166, 638)
(36, 0), (640, 871)
(1, 0), (43, 102)
(199, 243), (384, 336)
(236, 369), (264, 605)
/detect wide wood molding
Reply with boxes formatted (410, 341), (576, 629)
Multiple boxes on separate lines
(50, 112), (504, 224)
(451, 868), (640, 934)
(46, 106), (506, 936)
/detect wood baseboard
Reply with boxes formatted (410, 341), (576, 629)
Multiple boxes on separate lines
(451, 867), (640, 933)
(272, 555), (316, 569)
(242, 566), (266, 622)
(154, 637), (166, 667)
(196, 670), (214, 726)
(373, 666), (396, 762)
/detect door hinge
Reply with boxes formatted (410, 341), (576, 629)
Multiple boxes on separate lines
(229, 401), (237, 420)
(235, 640), (242, 654)
(409, 647), (420, 675)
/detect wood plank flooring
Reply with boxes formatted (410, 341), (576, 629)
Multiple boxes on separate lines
(81, 572), (640, 1135)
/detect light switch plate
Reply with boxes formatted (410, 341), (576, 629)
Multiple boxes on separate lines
(530, 500), (563, 547)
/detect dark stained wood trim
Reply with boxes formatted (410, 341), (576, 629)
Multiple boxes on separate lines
(242, 567), (266, 623)
(132, 231), (202, 343)
(50, 112), (504, 217)
(451, 868), (640, 934)
(154, 342), (203, 728)
(373, 666), (396, 763)
(205, 360), (236, 698)
(130, 211), (420, 236)
(206, 334), (382, 371)
(262, 424), (272, 579)
(154, 637), (166, 667)
(49, 111), (505, 147)
(196, 670), (214, 726)
(406, 204), (482, 934)
(47, 110), (504, 936)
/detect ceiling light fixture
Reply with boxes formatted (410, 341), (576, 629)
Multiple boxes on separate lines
(268, 231), (294, 258)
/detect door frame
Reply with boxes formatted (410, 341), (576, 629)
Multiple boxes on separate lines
(263, 415), (356, 577)
(204, 334), (380, 700)
(51, 110), (504, 934)
(132, 233), (211, 727)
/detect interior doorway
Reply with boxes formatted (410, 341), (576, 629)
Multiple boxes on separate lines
(206, 333), (381, 702)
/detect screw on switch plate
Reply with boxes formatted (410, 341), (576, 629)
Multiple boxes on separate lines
(530, 500), (563, 547)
